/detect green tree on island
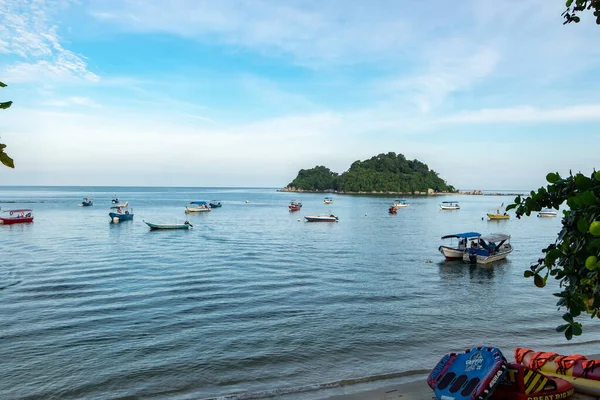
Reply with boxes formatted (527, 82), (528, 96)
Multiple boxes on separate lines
(287, 152), (454, 193)
(0, 81), (15, 168)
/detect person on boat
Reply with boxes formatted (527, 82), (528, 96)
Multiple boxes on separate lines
(470, 241), (477, 249)
(458, 238), (467, 250)
(488, 242), (497, 254)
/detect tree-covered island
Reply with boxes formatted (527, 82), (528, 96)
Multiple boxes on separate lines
(283, 152), (456, 194)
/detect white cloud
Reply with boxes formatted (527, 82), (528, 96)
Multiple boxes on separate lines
(43, 96), (100, 107)
(0, 0), (97, 82)
(438, 104), (600, 124)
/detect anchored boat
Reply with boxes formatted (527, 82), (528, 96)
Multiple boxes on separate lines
(304, 214), (338, 222)
(392, 199), (408, 208)
(109, 202), (133, 222)
(324, 197), (333, 204)
(538, 209), (557, 217)
(0, 209), (34, 225)
(289, 201), (302, 211)
(439, 232), (481, 260)
(185, 201), (211, 213)
(463, 233), (512, 264)
(144, 220), (192, 230)
(440, 201), (460, 210)
(81, 196), (93, 207)
(209, 200), (222, 208)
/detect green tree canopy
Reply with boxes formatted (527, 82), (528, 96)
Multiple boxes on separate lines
(563, 0), (600, 24)
(287, 152), (455, 193)
(507, 171), (600, 340)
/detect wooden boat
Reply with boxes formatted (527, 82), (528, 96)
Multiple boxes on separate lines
(439, 232), (481, 260)
(324, 197), (333, 204)
(463, 233), (512, 264)
(111, 195), (120, 204)
(209, 200), (222, 208)
(392, 199), (408, 208)
(109, 203), (133, 221)
(440, 201), (460, 210)
(515, 347), (600, 396)
(305, 214), (338, 222)
(0, 209), (34, 225)
(289, 201), (302, 211)
(81, 196), (93, 207)
(185, 201), (211, 213)
(144, 220), (192, 230)
(538, 209), (557, 217)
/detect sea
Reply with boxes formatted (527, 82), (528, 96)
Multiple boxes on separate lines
(1, 186), (599, 400)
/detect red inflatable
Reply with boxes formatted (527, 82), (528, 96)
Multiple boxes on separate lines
(491, 363), (574, 400)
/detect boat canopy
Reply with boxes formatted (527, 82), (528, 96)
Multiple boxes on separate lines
(481, 233), (510, 242)
(441, 201), (459, 204)
(110, 201), (129, 209)
(3, 209), (32, 213)
(395, 199), (407, 202)
(441, 232), (481, 239)
(190, 201), (207, 205)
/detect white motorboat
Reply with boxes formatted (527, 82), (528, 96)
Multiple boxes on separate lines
(463, 233), (513, 264)
(440, 201), (460, 210)
(185, 201), (211, 213)
(304, 214), (338, 222)
(538, 209), (558, 218)
(392, 199), (408, 208)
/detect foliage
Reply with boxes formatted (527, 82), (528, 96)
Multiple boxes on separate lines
(0, 80), (14, 168)
(287, 152), (455, 193)
(563, 0), (600, 24)
(507, 171), (600, 340)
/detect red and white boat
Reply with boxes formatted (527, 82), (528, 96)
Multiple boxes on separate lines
(0, 209), (34, 224)
(289, 201), (302, 211)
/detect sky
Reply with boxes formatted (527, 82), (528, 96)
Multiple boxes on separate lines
(0, 0), (599, 189)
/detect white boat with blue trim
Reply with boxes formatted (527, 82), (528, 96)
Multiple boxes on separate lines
(463, 233), (513, 264)
(440, 201), (460, 210)
(439, 232), (481, 260)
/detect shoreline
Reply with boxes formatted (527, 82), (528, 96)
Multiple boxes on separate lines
(277, 188), (525, 197)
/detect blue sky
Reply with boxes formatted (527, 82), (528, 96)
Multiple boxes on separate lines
(0, 0), (599, 189)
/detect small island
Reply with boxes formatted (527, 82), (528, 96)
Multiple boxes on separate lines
(281, 152), (456, 195)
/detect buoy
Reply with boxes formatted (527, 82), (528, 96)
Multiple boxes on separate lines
(365, 213), (368, 216)
(297, 218), (301, 222)
(113, 217), (120, 223)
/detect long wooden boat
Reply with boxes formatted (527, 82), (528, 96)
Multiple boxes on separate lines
(144, 220), (192, 230)
(487, 212), (510, 220)
(305, 214), (338, 222)
(0, 209), (34, 225)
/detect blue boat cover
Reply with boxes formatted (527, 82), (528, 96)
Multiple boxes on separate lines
(428, 346), (507, 400)
(190, 201), (207, 205)
(441, 232), (481, 239)
(442, 201), (459, 203)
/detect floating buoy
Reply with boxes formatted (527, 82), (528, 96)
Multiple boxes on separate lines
(297, 218), (301, 222)
(113, 217), (120, 223)
(365, 213), (368, 216)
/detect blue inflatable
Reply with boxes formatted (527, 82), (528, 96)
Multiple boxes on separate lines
(428, 346), (507, 400)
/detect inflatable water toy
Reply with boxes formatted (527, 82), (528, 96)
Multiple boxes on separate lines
(515, 347), (600, 396)
(491, 362), (574, 400)
(428, 346), (507, 400)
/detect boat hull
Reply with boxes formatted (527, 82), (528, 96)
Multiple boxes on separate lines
(109, 212), (134, 221)
(438, 245), (465, 260)
(538, 212), (557, 218)
(185, 206), (210, 213)
(0, 216), (34, 225)
(440, 205), (460, 210)
(82, 202), (93, 207)
(145, 221), (190, 230)
(305, 216), (338, 222)
(464, 245), (513, 264)
(488, 213), (509, 220)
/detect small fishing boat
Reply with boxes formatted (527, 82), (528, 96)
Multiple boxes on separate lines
(324, 197), (333, 204)
(0, 209), (34, 225)
(440, 201), (460, 210)
(305, 214), (338, 222)
(487, 211), (510, 220)
(389, 205), (397, 214)
(289, 201), (302, 211)
(144, 220), (192, 230)
(111, 195), (120, 204)
(109, 203), (133, 222)
(438, 232), (481, 260)
(209, 200), (222, 208)
(392, 199), (408, 208)
(463, 233), (512, 264)
(185, 201), (211, 213)
(81, 196), (93, 207)
(538, 209), (557, 218)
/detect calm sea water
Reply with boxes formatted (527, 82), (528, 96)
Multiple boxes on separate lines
(1, 186), (599, 400)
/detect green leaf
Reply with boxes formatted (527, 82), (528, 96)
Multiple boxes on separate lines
(556, 323), (569, 332)
(577, 218), (589, 233)
(546, 172), (560, 183)
(581, 190), (597, 206)
(0, 101), (13, 110)
(565, 325), (573, 340)
(576, 174), (593, 190)
(534, 273), (546, 288)
(566, 0), (573, 6)
(573, 15), (581, 22)
(524, 270), (534, 277)
(0, 81), (6, 87)
(0, 152), (14, 168)
(562, 312), (574, 323)
(572, 323), (583, 336)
